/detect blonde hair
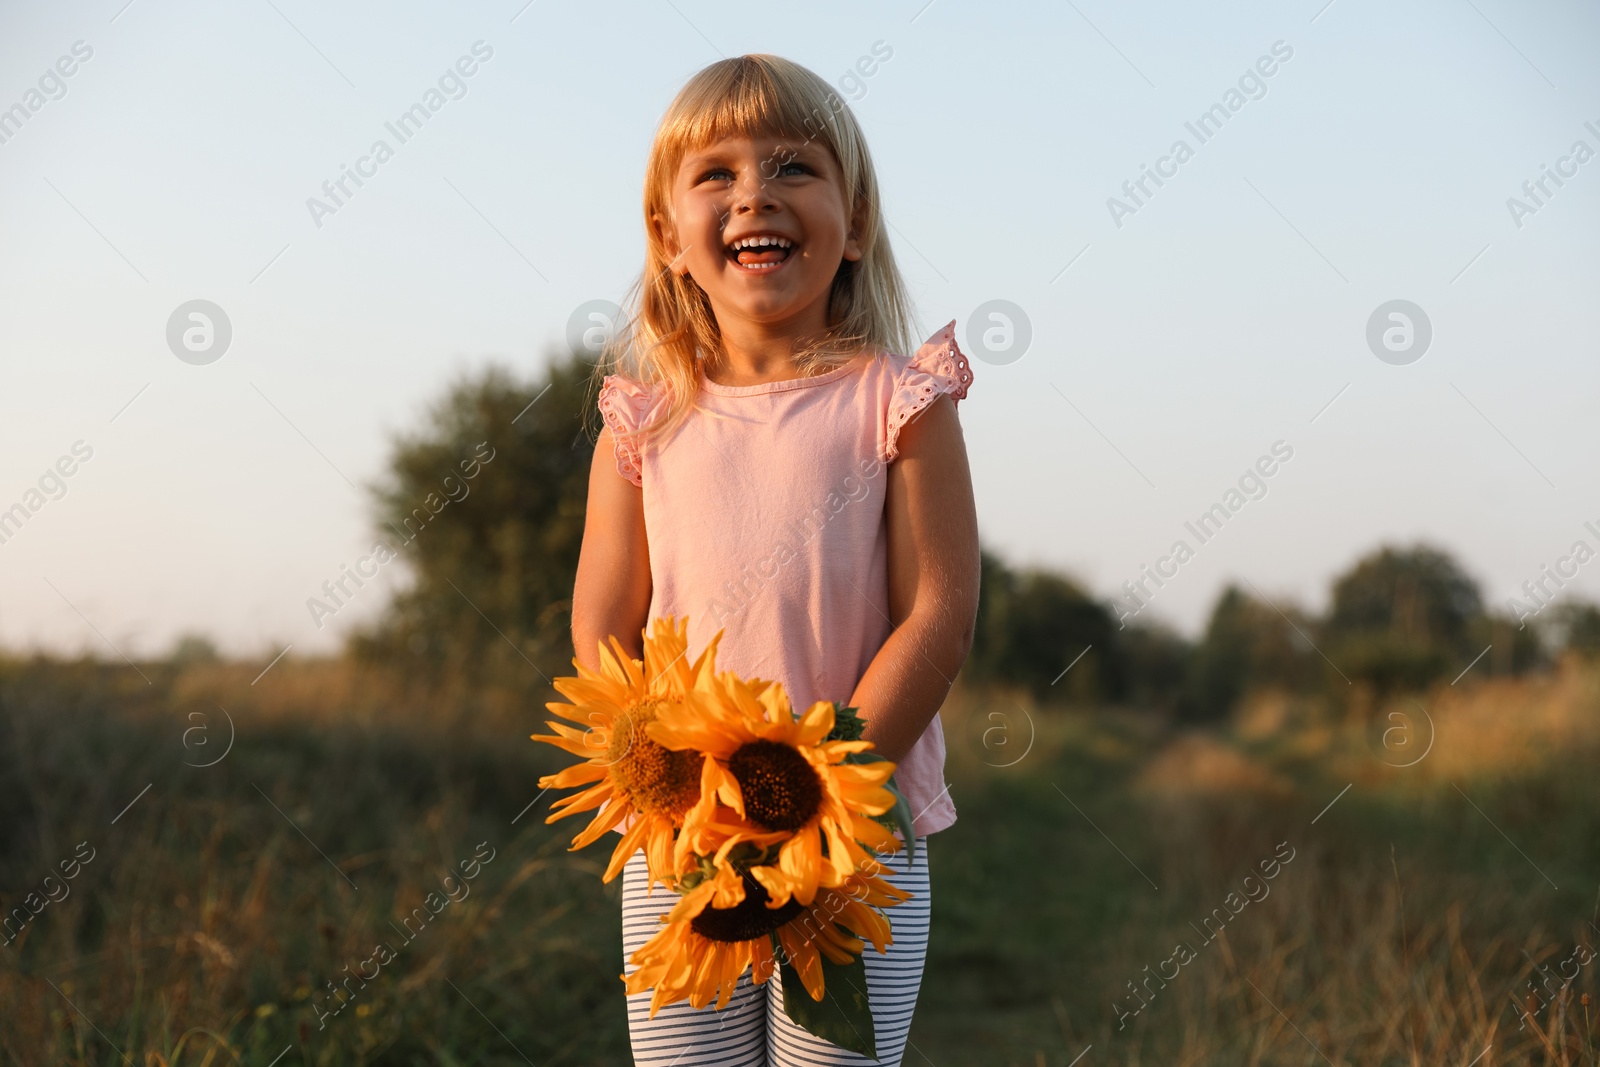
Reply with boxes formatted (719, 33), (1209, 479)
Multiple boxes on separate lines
(591, 53), (914, 450)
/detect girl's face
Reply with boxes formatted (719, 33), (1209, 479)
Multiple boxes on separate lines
(659, 134), (864, 341)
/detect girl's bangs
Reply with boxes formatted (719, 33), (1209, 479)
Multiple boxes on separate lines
(657, 59), (843, 170)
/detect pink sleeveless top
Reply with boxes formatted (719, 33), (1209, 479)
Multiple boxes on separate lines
(598, 322), (973, 837)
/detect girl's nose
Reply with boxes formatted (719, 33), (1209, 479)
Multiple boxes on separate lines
(733, 171), (780, 215)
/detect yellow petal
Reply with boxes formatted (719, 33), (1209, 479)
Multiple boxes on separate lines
(777, 924), (825, 1001)
(569, 797), (632, 849)
(601, 814), (653, 883)
(749, 863), (799, 909)
(832, 761), (895, 789)
(816, 739), (875, 760)
(777, 828), (822, 907)
(537, 761), (608, 790)
(545, 780), (613, 821)
(821, 820), (860, 884)
(708, 863), (747, 909)
(848, 812), (903, 854)
(795, 701), (836, 745)
(751, 934), (776, 984)
(664, 879), (718, 923)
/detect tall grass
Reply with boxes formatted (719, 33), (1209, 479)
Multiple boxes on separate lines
(2, 654), (1597, 1065)
(930, 657), (1600, 1065)
(0, 656), (628, 1064)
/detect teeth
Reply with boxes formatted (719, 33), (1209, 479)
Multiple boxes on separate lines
(730, 235), (793, 250)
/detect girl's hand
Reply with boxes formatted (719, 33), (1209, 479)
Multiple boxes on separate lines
(851, 393), (981, 765)
(571, 426), (653, 673)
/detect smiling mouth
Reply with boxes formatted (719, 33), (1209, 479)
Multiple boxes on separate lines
(725, 234), (795, 270)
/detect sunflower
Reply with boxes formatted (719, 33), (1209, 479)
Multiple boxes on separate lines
(531, 616), (730, 887)
(647, 668), (904, 910)
(623, 861), (911, 1016)
(775, 867), (912, 1003)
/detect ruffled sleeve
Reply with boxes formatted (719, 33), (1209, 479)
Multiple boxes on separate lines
(884, 320), (974, 464)
(598, 374), (653, 488)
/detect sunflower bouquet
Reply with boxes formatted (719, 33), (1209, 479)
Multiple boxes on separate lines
(530, 616), (916, 1056)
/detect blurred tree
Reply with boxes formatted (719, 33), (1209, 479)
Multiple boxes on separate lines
(1474, 611), (1545, 677)
(965, 548), (1122, 704)
(1117, 620), (1190, 714)
(1178, 584), (1320, 723)
(1320, 543), (1485, 695)
(168, 634), (220, 666)
(349, 350), (598, 684)
(1180, 586), (1252, 723)
(1538, 600), (1600, 660)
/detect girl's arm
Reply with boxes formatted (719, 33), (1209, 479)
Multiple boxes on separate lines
(571, 426), (653, 673)
(850, 394), (981, 765)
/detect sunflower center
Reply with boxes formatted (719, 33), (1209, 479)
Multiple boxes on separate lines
(728, 739), (822, 832)
(689, 873), (805, 943)
(606, 701), (701, 818)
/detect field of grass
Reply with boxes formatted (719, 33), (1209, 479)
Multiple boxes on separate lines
(3, 654), (1599, 1065)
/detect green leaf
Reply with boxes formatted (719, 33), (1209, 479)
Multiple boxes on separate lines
(880, 773), (916, 867)
(825, 701), (866, 743)
(775, 932), (877, 1058)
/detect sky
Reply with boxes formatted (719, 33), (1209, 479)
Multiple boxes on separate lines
(0, 0), (1596, 660)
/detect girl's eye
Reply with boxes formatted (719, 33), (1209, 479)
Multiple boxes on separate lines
(698, 167), (734, 183)
(778, 161), (811, 177)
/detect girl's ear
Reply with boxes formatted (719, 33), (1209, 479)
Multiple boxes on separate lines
(652, 211), (692, 276)
(842, 196), (869, 263)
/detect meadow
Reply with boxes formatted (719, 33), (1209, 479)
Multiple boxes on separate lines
(2, 652), (1598, 1065)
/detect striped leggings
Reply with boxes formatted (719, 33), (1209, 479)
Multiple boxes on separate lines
(620, 836), (932, 1066)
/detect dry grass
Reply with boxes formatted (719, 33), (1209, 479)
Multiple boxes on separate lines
(0, 656), (627, 1065)
(2, 655), (1598, 1065)
(933, 662), (1600, 1066)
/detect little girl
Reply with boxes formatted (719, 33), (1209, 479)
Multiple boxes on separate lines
(572, 54), (981, 1066)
